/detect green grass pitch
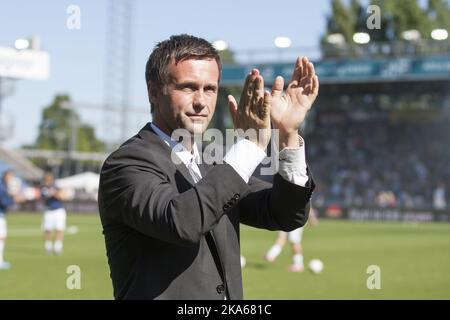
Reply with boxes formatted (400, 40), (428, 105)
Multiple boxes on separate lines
(0, 213), (449, 299)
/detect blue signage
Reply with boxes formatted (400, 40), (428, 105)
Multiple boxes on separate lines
(221, 55), (450, 85)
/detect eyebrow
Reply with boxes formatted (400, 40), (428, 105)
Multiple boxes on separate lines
(175, 81), (218, 89)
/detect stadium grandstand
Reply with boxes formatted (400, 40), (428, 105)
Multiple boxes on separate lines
(221, 39), (450, 222)
(0, 146), (43, 181)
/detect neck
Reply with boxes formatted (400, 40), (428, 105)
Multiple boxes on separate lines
(152, 116), (195, 152)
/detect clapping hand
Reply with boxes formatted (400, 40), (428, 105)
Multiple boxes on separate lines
(270, 57), (319, 148)
(227, 69), (272, 150)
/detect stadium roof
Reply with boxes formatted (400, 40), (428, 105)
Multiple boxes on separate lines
(0, 147), (44, 181)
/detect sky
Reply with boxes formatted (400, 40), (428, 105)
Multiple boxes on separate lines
(0, 0), (330, 148)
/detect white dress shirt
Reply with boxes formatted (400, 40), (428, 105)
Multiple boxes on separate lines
(150, 123), (309, 186)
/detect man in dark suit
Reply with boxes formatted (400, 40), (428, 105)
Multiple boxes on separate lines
(98, 34), (319, 299)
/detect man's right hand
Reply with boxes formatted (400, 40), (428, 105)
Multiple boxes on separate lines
(227, 69), (271, 150)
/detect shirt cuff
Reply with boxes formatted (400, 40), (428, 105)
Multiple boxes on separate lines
(224, 138), (266, 183)
(278, 137), (309, 187)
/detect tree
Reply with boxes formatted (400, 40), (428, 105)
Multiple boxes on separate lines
(28, 94), (105, 152)
(23, 94), (106, 176)
(326, 0), (355, 43)
(321, 0), (354, 58)
(350, 0), (367, 33)
(427, 0), (450, 31)
(321, 0), (449, 57)
(389, 0), (431, 39)
(367, 0), (396, 41)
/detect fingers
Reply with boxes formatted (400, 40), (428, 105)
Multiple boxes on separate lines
(307, 59), (315, 77)
(228, 95), (238, 126)
(305, 62), (317, 95)
(302, 57), (309, 78)
(261, 91), (271, 120)
(312, 75), (319, 97)
(233, 69), (271, 135)
(240, 74), (253, 112)
(298, 57), (314, 79)
(291, 56), (303, 83)
(249, 73), (270, 123)
(253, 75), (264, 99)
(251, 74), (264, 113)
(228, 94), (238, 112)
(291, 56), (317, 95)
(290, 57), (316, 91)
(272, 76), (284, 97)
(241, 69), (259, 113)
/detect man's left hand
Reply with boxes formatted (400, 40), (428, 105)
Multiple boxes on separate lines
(270, 56), (319, 148)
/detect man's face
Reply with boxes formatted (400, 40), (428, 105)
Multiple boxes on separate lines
(3, 172), (13, 184)
(44, 175), (53, 186)
(151, 58), (219, 135)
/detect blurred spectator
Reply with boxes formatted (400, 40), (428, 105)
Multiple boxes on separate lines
(305, 116), (450, 210)
(0, 171), (24, 270)
(433, 182), (447, 210)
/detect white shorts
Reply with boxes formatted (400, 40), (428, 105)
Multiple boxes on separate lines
(42, 208), (67, 231)
(280, 226), (304, 244)
(0, 215), (6, 238)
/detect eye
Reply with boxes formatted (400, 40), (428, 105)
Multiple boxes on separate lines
(181, 85), (194, 92)
(177, 83), (198, 92)
(205, 86), (217, 93)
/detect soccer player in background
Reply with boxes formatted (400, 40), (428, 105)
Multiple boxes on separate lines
(41, 173), (67, 255)
(0, 170), (23, 270)
(265, 207), (319, 272)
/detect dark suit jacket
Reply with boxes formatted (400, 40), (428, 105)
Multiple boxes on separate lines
(98, 123), (315, 300)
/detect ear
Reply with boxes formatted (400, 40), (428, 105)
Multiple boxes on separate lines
(147, 81), (158, 105)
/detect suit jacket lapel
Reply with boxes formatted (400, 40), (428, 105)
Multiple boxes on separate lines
(175, 163), (196, 185)
(137, 123), (196, 185)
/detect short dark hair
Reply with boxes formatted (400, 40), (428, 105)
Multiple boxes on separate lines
(145, 34), (222, 112)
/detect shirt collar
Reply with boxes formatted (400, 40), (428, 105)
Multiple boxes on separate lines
(150, 123), (201, 166)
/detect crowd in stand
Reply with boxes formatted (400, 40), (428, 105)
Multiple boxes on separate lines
(305, 117), (449, 210)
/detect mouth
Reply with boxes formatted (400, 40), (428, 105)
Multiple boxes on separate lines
(186, 114), (208, 121)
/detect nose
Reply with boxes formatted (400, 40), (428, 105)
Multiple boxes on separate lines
(193, 90), (207, 111)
